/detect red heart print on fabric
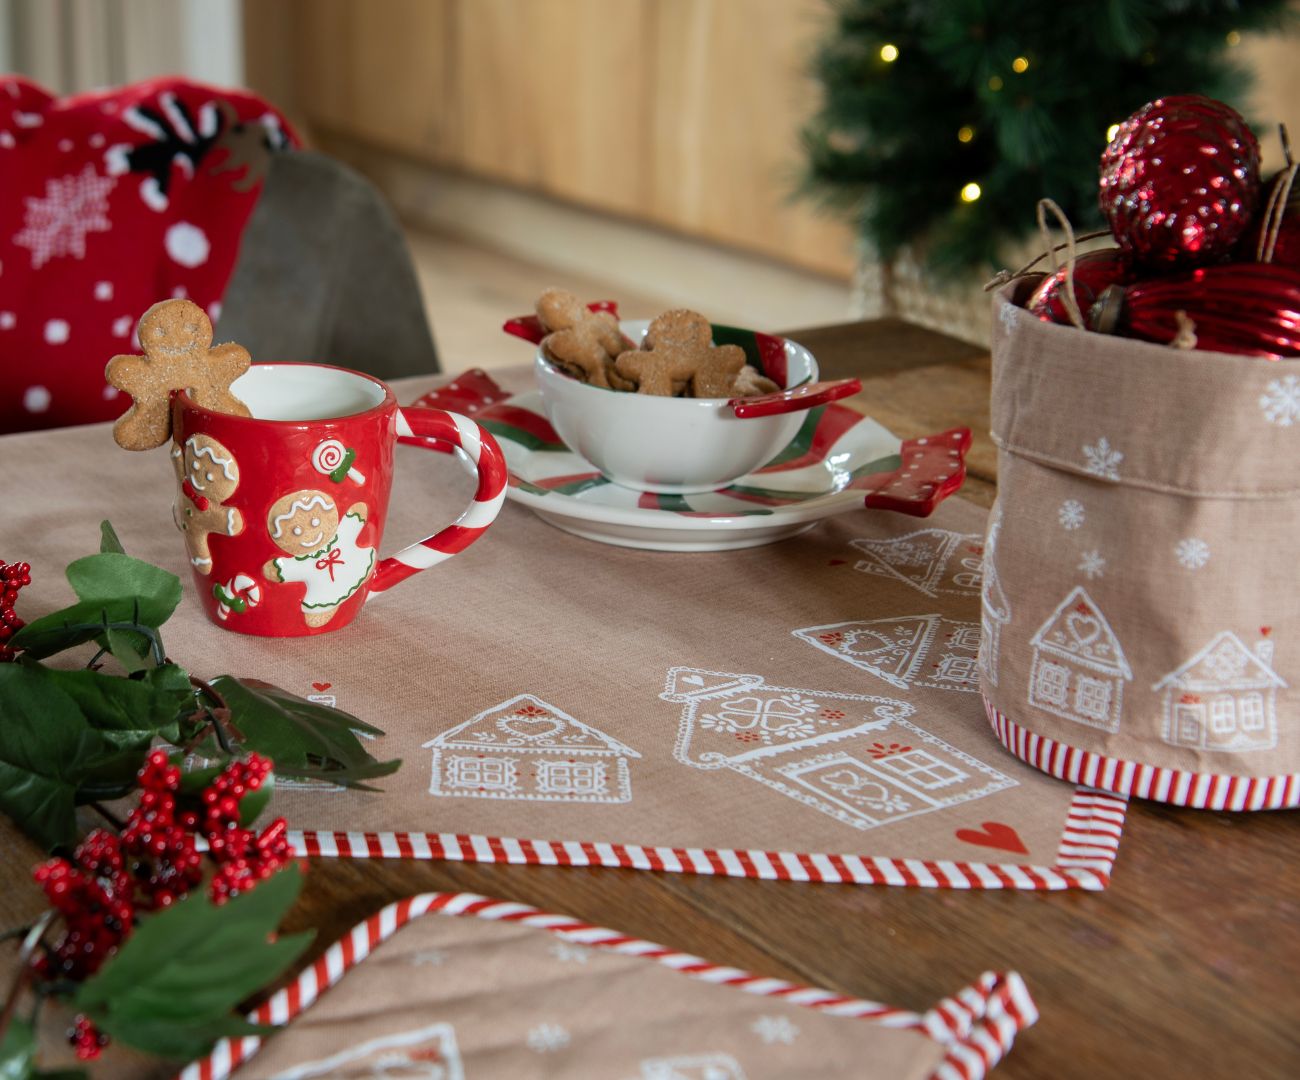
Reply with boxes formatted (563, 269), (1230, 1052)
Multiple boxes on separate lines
(311, 682), (332, 692)
(955, 822), (1028, 855)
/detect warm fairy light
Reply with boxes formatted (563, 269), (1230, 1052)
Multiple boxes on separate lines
(1225, 30), (1241, 46)
(988, 75), (1004, 91)
(960, 182), (982, 203)
(1012, 56), (1030, 73)
(957, 125), (975, 143)
(879, 43), (899, 62)
(1106, 123), (1120, 142)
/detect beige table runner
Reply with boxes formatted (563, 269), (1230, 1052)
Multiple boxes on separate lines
(179, 892), (1036, 1080)
(3, 371), (1127, 889)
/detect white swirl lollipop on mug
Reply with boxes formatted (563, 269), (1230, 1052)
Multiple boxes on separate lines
(312, 439), (365, 485)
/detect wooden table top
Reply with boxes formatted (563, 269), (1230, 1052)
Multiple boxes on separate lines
(5, 318), (1297, 1079)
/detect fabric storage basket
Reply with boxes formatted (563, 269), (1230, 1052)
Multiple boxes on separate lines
(980, 285), (1300, 809)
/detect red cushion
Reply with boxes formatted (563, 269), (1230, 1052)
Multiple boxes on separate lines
(0, 76), (299, 433)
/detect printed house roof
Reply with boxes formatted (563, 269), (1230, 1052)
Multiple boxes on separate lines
(1029, 586), (1132, 679)
(424, 694), (640, 757)
(1152, 632), (1287, 693)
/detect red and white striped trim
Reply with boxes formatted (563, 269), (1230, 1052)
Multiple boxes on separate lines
(286, 781), (1126, 891)
(985, 696), (1300, 810)
(177, 892), (1036, 1080)
(368, 408), (509, 593)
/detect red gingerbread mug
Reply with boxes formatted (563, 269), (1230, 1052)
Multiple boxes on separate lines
(169, 363), (507, 636)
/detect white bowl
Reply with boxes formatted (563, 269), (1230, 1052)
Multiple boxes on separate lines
(534, 319), (817, 494)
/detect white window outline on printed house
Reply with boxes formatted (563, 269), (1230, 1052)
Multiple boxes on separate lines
(1153, 632), (1287, 754)
(1027, 586), (1132, 733)
(980, 510), (1012, 687)
(662, 668), (1015, 833)
(637, 1052), (747, 1079)
(266, 1020), (463, 1079)
(425, 694), (640, 804)
(793, 615), (981, 693)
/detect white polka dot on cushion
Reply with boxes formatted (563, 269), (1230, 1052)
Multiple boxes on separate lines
(164, 222), (210, 268)
(102, 384), (119, 400)
(89, 133), (105, 148)
(111, 315), (132, 337)
(58, 138), (73, 152)
(208, 301), (223, 323)
(94, 281), (113, 301)
(23, 386), (51, 413)
(44, 319), (69, 344)
(170, 285), (188, 299)
(0, 312), (14, 330)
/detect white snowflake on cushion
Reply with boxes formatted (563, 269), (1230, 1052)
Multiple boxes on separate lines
(750, 1015), (799, 1045)
(526, 1023), (570, 1053)
(1082, 438), (1123, 481)
(1078, 550), (1106, 580)
(1058, 499), (1085, 530)
(1174, 538), (1210, 570)
(1260, 374), (1300, 427)
(408, 948), (446, 966)
(13, 165), (115, 269)
(548, 941), (590, 964)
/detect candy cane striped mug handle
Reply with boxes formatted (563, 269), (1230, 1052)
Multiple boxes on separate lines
(366, 407), (508, 595)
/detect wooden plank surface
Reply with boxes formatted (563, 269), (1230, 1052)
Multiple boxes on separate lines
(3, 319), (1296, 1079)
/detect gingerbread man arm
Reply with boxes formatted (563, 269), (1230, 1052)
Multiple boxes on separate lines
(545, 329), (612, 388)
(189, 343), (253, 415)
(347, 502), (369, 522)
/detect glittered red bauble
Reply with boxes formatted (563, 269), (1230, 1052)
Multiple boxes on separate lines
(1026, 248), (1133, 326)
(1089, 263), (1300, 359)
(1099, 94), (1261, 270)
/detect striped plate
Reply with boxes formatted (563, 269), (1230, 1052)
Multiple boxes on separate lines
(414, 374), (970, 551)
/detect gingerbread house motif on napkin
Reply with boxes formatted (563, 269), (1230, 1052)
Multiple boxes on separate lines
(1028, 586), (1132, 733)
(425, 694), (640, 804)
(662, 668), (1014, 833)
(850, 529), (984, 597)
(1154, 632), (1286, 754)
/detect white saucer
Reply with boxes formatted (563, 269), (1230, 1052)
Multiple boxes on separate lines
(481, 391), (968, 551)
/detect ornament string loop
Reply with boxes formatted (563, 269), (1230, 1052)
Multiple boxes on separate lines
(1257, 124), (1296, 265)
(983, 229), (1110, 293)
(1035, 199), (1086, 330)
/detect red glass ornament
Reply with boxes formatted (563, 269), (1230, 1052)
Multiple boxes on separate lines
(1089, 263), (1300, 359)
(1099, 95), (1261, 270)
(1026, 249), (1132, 325)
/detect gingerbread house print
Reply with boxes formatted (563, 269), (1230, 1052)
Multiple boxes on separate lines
(1154, 632), (1286, 754)
(794, 615), (981, 693)
(850, 529), (984, 598)
(424, 694), (640, 804)
(662, 668), (1014, 833)
(1028, 586), (1132, 732)
(270, 1021), (463, 1079)
(979, 513), (1011, 686)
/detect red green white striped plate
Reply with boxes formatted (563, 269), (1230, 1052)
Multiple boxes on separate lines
(415, 375), (970, 551)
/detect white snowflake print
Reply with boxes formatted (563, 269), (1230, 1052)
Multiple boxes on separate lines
(1058, 499), (1086, 530)
(750, 1015), (800, 1045)
(1078, 550), (1106, 580)
(998, 299), (1020, 333)
(1082, 438), (1123, 481)
(1260, 374), (1300, 427)
(548, 941), (590, 964)
(13, 165), (115, 269)
(1174, 538), (1210, 570)
(526, 1023), (570, 1053)
(408, 948), (446, 966)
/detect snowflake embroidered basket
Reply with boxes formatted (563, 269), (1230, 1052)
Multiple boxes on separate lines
(981, 287), (1300, 810)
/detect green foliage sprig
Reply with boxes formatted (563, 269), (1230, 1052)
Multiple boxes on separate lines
(0, 522), (400, 853)
(801, 0), (1293, 276)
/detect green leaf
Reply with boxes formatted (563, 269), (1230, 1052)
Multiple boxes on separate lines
(10, 601), (152, 659)
(104, 628), (148, 673)
(211, 677), (399, 789)
(0, 1017), (34, 1080)
(76, 864), (311, 1060)
(99, 520), (126, 555)
(0, 663), (134, 850)
(177, 765), (274, 826)
(33, 664), (193, 748)
(65, 553), (181, 626)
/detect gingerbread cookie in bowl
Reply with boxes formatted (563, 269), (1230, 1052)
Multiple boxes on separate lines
(536, 287), (633, 390)
(263, 491), (376, 629)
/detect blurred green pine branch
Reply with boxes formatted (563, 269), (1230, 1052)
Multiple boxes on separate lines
(800, 0), (1294, 278)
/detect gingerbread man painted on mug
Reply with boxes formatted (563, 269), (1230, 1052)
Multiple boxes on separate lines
(263, 490), (376, 628)
(171, 434), (244, 574)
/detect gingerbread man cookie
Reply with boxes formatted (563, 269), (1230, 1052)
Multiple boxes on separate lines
(106, 299), (251, 451)
(170, 434), (245, 575)
(263, 490), (376, 629)
(536, 288), (629, 389)
(615, 309), (746, 397)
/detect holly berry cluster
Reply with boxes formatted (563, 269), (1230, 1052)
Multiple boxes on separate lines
(0, 558), (32, 661)
(1023, 94), (1300, 359)
(31, 750), (290, 1060)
